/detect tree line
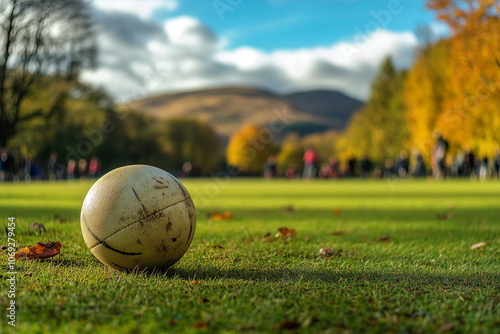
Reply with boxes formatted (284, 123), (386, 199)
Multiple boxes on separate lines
(1, 0), (499, 179)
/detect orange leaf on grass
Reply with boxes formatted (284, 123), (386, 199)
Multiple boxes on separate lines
(276, 227), (297, 240)
(14, 241), (61, 260)
(210, 211), (233, 220)
(332, 208), (342, 215)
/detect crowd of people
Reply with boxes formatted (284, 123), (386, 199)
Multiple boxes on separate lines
(0, 148), (101, 182)
(263, 136), (500, 181)
(2, 134), (500, 182)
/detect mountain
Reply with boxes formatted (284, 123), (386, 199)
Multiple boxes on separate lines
(126, 87), (364, 138)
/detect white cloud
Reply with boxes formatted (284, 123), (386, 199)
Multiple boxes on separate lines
(93, 0), (177, 19)
(82, 10), (419, 103)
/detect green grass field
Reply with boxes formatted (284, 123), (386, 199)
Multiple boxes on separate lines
(1, 178), (499, 333)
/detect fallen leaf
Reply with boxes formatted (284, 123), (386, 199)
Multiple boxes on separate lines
(29, 222), (46, 232)
(209, 211), (233, 220)
(14, 241), (61, 260)
(379, 235), (391, 243)
(331, 231), (346, 236)
(1, 245), (7, 250)
(470, 242), (486, 250)
(439, 322), (454, 332)
(319, 248), (335, 256)
(276, 227), (297, 240)
(280, 320), (300, 330)
(332, 208), (342, 215)
(194, 322), (208, 329)
(24, 273), (33, 278)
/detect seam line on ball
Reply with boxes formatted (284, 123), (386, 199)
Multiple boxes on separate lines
(88, 196), (191, 251)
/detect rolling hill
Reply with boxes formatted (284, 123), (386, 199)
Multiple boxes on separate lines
(126, 87), (364, 138)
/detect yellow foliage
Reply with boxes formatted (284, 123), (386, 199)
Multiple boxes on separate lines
(276, 133), (303, 171)
(418, 0), (500, 158)
(226, 124), (275, 174)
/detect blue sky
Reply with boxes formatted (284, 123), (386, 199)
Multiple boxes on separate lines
(160, 0), (439, 50)
(83, 0), (447, 102)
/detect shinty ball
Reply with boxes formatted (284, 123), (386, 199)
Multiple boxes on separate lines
(80, 165), (196, 272)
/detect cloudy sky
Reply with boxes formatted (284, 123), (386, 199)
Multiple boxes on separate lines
(81, 0), (448, 102)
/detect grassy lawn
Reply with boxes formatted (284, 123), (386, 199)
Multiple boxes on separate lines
(1, 178), (499, 333)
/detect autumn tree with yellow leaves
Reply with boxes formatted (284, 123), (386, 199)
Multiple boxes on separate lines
(407, 0), (500, 159)
(227, 124), (275, 174)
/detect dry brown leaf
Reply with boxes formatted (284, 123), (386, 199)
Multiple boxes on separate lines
(14, 241), (61, 260)
(332, 208), (342, 215)
(470, 242), (486, 250)
(276, 227), (297, 240)
(194, 322), (208, 329)
(209, 211), (233, 220)
(331, 231), (346, 236)
(379, 235), (391, 243)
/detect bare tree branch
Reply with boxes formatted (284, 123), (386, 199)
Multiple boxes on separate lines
(0, 0), (96, 146)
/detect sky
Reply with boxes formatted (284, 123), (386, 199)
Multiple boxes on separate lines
(81, 0), (448, 102)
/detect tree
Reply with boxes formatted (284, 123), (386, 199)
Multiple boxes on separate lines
(227, 124), (275, 175)
(405, 41), (452, 160)
(338, 57), (408, 165)
(0, 0), (96, 146)
(276, 132), (303, 172)
(161, 118), (221, 175)
(403, 1), (500, 161)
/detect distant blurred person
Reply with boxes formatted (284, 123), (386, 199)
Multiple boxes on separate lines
(346, 157), (357, 177)
(67, 159), (76, 180)
(360, 155), (373, 178)
(48, 151), (59, 181)
(88, 156), (100, 178)
(264, 156), (277, 179)
(464, 150), (475, 177)
(78, 159), (88, 180)
(285, 165), (296, 179)
(182, 162), (193, 177)
(319, 163), (332, 179)
(411, 149), (426, 178)
(431, 133), (448, 179)
(452, 152), (465, 178)
(494, 150), (500, 178)
(328, 157), (341, 178)
(396, 151), (409, 178)
(2, 148), (15, 181)
(302, 148), (318, 179)
(479, 157), (488, 181)
(23, 156), (33, 182)
(384, 159), (394, 178)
